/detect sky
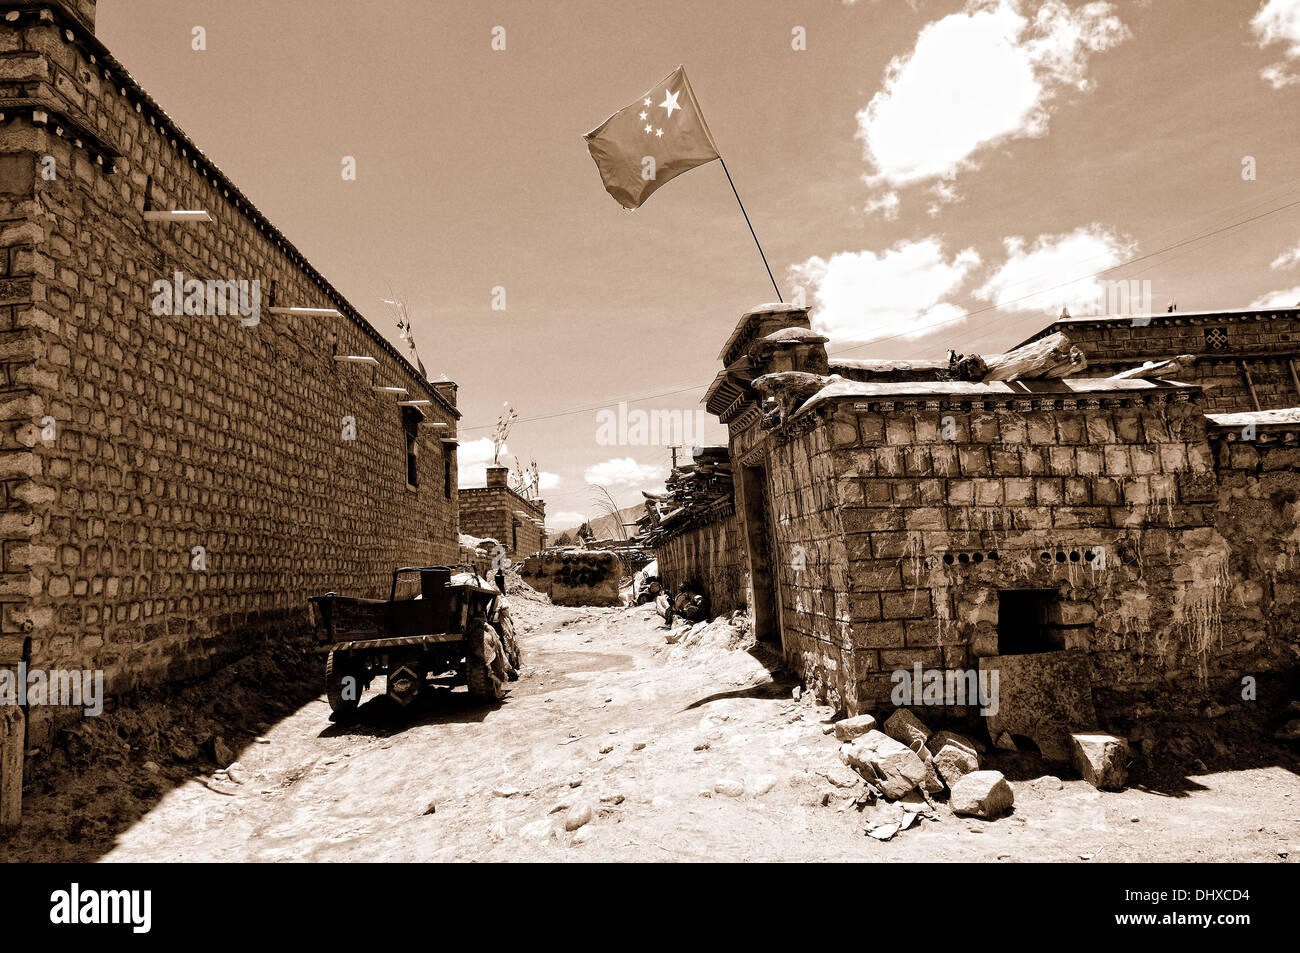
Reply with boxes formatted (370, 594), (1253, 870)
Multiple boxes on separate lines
(98, 0), (1300, 529)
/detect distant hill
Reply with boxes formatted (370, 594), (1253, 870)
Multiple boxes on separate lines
(550, 504), (645, 542)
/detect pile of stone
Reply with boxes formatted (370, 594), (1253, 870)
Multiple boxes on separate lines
(834, 709), (1013, 839)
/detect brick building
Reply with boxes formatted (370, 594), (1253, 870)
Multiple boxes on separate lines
(694, 302), (1300, 729)
(0, 0), (461, 743)
(458, 465), (546, 560)
(1016, 308), (1300, 412)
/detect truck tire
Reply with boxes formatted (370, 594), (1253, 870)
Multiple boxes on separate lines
(326, 651), (363, 717)
(492, 610), (522, 680)
(465, 621), (507, 701)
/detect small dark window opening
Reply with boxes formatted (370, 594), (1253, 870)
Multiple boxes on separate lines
(997, 589), (1063, 655)
(443, 449), (453, 500)
(511, 521), (518, 554)
(402, 407), (420, 488)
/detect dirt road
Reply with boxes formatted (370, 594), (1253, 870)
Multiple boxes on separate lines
(11, 591), (1300, 862)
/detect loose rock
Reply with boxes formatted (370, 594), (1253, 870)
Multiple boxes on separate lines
(883, 709), (931, 750)
(949, 770), (1015, 819)
(834, 714), (877, 742)
(1070, 732), (1129, 790)
(840, 730), (929, 799)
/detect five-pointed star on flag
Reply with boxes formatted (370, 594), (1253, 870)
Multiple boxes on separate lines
(659, 90), (681, 117)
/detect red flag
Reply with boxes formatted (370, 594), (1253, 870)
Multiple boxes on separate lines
(584, 66), (720, 210)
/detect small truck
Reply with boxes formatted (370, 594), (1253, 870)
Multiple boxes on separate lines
(308, 565), (521, 718)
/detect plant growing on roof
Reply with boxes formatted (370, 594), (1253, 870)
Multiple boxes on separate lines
(383, 286), (428, 379)
(492, 402), (517, 466)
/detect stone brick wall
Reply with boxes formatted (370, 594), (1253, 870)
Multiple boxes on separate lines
(1198, 421), (1300, 709)
(458, 486), (545, 559)
(651, 502), (748, 616)
(742, 385), (1300, 721)
(0, 5), (460, 741)
(1020, 310), (1300, 413)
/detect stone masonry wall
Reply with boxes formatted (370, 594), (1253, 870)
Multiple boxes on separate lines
(652, 504), (748, 616)
(0, 8), (459, 741)
(1027, 311), (1300, 413)
(458, 486), (545, 559)
(772, 390), (1299, 719)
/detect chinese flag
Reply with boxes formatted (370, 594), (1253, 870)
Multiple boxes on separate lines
(584, 66), (720, 210)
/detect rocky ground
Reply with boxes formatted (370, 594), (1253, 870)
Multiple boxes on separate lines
(6, 586), (1300, 862)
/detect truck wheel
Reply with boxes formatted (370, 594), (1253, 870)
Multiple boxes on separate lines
(465, 621), (507, 701)
(492, 610), (522, 680)
(326, 651), (363, 717)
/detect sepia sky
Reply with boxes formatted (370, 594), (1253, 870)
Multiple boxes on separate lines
(99, 0), (1300, 528)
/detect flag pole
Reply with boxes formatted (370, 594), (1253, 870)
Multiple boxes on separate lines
(718, 157), (782, 303)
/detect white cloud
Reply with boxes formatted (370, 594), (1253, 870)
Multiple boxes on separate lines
(788, 238), (980, 344)
(974, 225), (1135, 316)
(456, 436), (500, 488)
(1252, 0), (1300, 87)
(1270, 242), (1300, 270)
(538, 471), (561, 490)
(1250, 286), (1300, 308)
(863, 191), (900, 220)
(584, 457), (666, 490)
(856, 0), (1127, 196)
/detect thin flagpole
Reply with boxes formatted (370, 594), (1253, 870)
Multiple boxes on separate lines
(718, 156), (782, 303)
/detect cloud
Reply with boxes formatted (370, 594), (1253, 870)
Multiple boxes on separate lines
(863, 191), (900, 220)
(1270, 241), (1300, 270)
(856, 0), (1127, 196)
(973, 225), (1135, 316)
(584, 457), (666, 490)
(456, 436), (500, 487)
(1252, 0), (1300, 87)
(1250, 285), (1300, 308)
(789, 238), (980, 344)
(538, 471), (561, 490)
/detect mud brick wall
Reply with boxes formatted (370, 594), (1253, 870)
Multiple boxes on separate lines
(458, 486), (545, 559)
(778, 391), (1282, 719)
(1025, 311), (1300, 413)
(652, 504), (748, 616)
(0, 7), (460, 741)
(1200, 427), (1300, 703)
(759, 423), (859, 710)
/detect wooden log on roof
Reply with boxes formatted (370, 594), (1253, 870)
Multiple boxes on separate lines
(1107, 354), (1195, 381)
(981, 332), (1087, 382)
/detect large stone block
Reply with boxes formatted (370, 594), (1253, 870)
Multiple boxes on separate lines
(980, 650), (1097, 762)
(1070, 732), (1129, 790)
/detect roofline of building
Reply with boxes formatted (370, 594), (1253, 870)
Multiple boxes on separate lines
(1013, 307), (1300, 350)
(459, 484), (546, 515)
(7, 1), (459, 420)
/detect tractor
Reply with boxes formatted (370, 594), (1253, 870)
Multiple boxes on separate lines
(307, 566), (521, 719)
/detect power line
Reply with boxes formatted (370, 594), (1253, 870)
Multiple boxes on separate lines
(830, 193), (1300, 357)
(460, 190), (1300, 431)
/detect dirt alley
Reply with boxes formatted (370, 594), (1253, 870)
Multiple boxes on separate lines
(11, 590), (1300, 862)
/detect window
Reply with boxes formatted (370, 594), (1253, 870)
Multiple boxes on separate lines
(444, 448), (453, 500)
(402, 408), (420, 488)
(997, 589), (1063, 655)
